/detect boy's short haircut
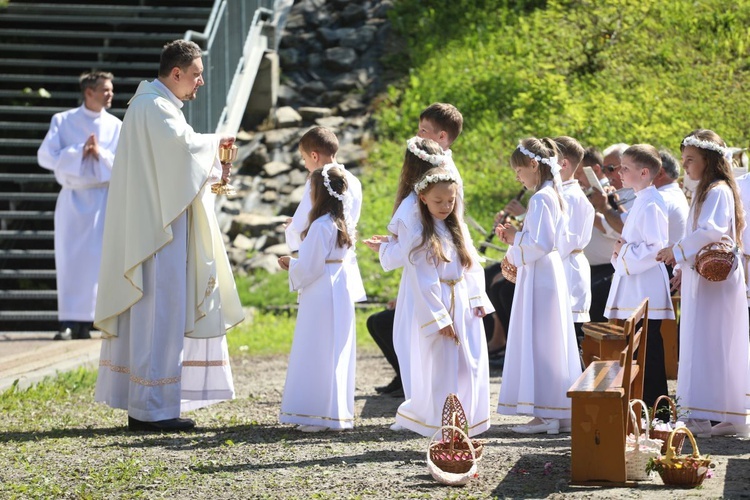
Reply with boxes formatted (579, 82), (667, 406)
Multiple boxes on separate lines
(582, 146), (603, 168)
(299, 126), (339, 157)
(79, 71), (113, 94)
(419, 103), (463, 143)
(554, 136), (585, 170)
(624, 144), (662, 178)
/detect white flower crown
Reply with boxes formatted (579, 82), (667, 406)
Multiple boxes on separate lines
(414, 172), (459, 194)
(517, 143), (561, 176)
(682, 135), (733, 161)
(406, 136), (447, 167)
(321, 163), (356, 238)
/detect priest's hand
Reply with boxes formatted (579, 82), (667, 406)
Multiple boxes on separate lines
(277, 255), (291, 271)
(221, 162), (231, 183)
(438, 324), (459, 345)
(656, 245), (676, 267)
(670, 268), (682, 293)
(219, 135), (235, 148)
(83, 134), (99, 159)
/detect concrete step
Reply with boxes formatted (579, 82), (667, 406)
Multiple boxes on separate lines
(0, 173), (56, 183)
(0, 138), (43, 148)
(0, 289), (57, 299)
(0, 230), (55, 240)
(0, 211), (55, 220)
(0, 310), (58, 321)
(5, 3), (211, 17)
(0, 249), (56, 259)
(0, 14), (207, 28)
(0, 58), (157, 72)
(0, 192), (58, 201)
(0, 268), (56, 278)
(0, 43), (161, 56)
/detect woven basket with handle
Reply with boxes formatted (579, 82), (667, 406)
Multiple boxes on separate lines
(650, 395), (686, 455)
(428, 394), (484, 475)
(654, 427), (713, 488)
(625, 399), (663, 481)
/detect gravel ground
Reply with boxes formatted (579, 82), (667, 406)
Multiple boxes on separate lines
(2, 349), (750, 499)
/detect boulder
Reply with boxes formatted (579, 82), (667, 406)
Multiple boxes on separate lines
(324, 47), (358, 72)
(232, 213), (289, 236)
(233, 233), (255, 250)
(289, 184), (307, 204)
(298, 106), (334, 120)
(263, 161), (293, 177)
(340, 25), (376, 51)
(265, 243), (292, 256)
(340, 3), (367, 25)
(264, 128), (299, 148)
(275, 106), (302, 128)
(336, 142), (368, 167)
(315, 115), (346, 129)
(245, 253), (281, 274)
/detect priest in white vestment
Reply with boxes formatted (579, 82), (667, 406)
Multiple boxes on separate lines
(94, 40), (243, 432)
(37, 71), (121, 341)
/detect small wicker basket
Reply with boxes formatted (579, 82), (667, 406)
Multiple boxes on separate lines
(695, 236), (737, 282)
(650, 395), (686, 455)
(428, 394), (484, 476)
(653, 427), (713, 488)
(501, 256), (517, 283)
(625, 399), (663, 481)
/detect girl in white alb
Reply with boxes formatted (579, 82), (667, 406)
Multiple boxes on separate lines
(392, 167), (493, 437)
(277, 165), (358, 432)
(657, 129), (750, 438)
(495, 138), (582, 435)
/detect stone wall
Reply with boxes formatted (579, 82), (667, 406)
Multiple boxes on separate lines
(218, 0), (393, 275)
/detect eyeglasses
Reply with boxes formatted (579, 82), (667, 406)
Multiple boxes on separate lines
(603, 164), (620, 173)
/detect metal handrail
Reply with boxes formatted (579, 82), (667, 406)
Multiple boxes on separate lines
(183, 0), (275, 134)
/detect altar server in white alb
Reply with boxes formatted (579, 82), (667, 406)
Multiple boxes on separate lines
(604, 144), (674, 409)
(277, 166), (358, 432)
(658, 129), (750, 439)
(37, 71), (121, 341)
(390, 167), (492, 437)
(94, 40), (243, 432)
(496, 138), (582, 435)
(285, 126), (365, 303)
(361, 137), (446, 416)
(737, 169), (750, 317)
(554, 136), (594, 341)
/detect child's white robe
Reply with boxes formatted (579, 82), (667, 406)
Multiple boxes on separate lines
(395, 219), (492, 437)
(279, 214), (356, 429)
(497, 182), (582, 420)
(560, 180), (595, 322)
(674, 184), (750, 424)
(604, 186), (675, 320)
(285, 168), (365, 302)
(736, 173), (750, 305)
(37, 106), (121, 321)
(657, 182), (690, 246)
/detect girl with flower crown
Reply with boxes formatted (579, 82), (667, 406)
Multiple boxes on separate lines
(656, 129), (750, 438)
(277, 166), (357, 432)
(363, 137), (447, 419)
(495, 138), (582, 435)
(387, 167), (492, 437)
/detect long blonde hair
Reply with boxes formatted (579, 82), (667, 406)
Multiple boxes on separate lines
(681, 129), (744, 249)
(409, 168), (472, 268)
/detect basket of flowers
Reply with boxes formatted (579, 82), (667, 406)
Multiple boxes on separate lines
(625, 399), (663, 481)
(426, 394), (484, 485)
(646, 427), (714, 488)
(500, 256), (517, 283)
(649, 395), (686, 455)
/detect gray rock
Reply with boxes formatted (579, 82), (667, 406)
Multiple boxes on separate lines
(332, 73), (360, 91)
(372, 0), (394, 19)
(320, 90), (346, 106)
(233, 233), (256, 250)
(298, 106), (333, 120)
(289, 168), (309, 186)
(315, 115), (346, 129)
(284, 12), (306, 30)
(340, 25), (376, 51)
(307, 52), (323, 70)
(253, 234), (268, 251)
(263, 161), (293, 177)
(227, 247), (248, 266)
(265, 243), (292, 256)
(232, 213), (289, 236)
(337, 96), (366, 115)
(222, 199), (243, 215)
(279, 184), (296, 195)
(275, 106), (302, 128)
(245, 253), (280, 274)
(278, 48), (300, 68)
(324, 47), (358, 72)
(300, 80), (328, 96)
(262, 190), (279, 203)
(264, 128), (299, 148)
(289, 184), (307, 204)
(277, 84), (300, 106)
(262, 178), (281, 191)
(317, 27), (341, 46)
(341, 4), (367, 25)
(337, 142), (368, 167)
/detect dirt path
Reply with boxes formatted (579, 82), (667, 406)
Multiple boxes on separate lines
(221, 351), (750, 498)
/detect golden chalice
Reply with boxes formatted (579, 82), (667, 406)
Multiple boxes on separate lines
(211, 144), (238, 195)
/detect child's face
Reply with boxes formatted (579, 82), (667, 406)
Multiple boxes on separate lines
(299, 147), (320, 173)
(619, 155), (649, 189)
(419, 182), (457, 220)
(681, 146), (707, 181)
(512, 162), (540, 191)
(417, 119), (449, 150)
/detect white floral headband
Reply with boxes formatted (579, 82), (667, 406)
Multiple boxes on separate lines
(517, 143), (561, 176)
(682, 135), (733, 161)
(406, 136), (447, 167)
(321, 163), (356, 238)
(414, 171), (459, 194)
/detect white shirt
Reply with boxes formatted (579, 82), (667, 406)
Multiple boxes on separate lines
(657, 182), (690, 245)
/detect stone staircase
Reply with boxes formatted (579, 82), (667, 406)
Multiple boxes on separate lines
(0, 0), (276, 334)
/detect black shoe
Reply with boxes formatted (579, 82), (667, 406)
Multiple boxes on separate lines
(389, 387), (405, 398)
(53, 327), (74, 341)
(375, 376), (402, 395)
(74, 322), (92, 339)
(127, 416), (196, 432)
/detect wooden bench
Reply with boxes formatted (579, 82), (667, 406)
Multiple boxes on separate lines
(567, 299), (649, 485)
(661, 296), (680, 379)
(581, 320), (626, 366)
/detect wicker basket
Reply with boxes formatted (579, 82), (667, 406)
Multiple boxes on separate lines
(428, 394), (484, 477)
(436, 394), (484, 461)
(501, 256), (517, 283)
(654, 427), (713, 488)
(695, 236), (738, 282)
(427, 425), (478, 485)
(650, 395), (686, 455)
(625, 399), (663, 481)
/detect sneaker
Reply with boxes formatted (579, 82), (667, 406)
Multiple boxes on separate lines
(511, 418), (560, 435)
(711, 422), (740, 437)
(685, 419), (712, 438)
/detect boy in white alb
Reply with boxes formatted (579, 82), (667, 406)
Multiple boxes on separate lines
(604, 144), (674, 409)
(285, 126), (365, 303)
(554, 136), (594, 344)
